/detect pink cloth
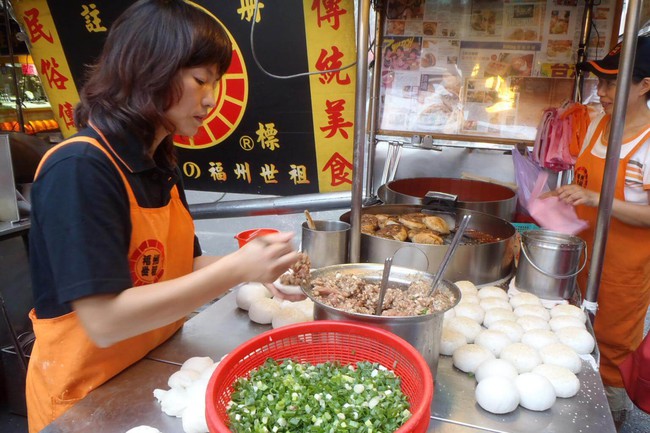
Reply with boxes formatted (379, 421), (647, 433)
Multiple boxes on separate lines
(527, 172), (589, 235)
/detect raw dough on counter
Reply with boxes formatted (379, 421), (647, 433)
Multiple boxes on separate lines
(458, 294), (480, 305)
(271, 306), (311, 328)
(483, 308), (517, 328)
(509, 292), (542, 308)
(515, 372), (556, 411)
(273, 276), (303, 296)
(454, 280), (478, 296)
(514, 304), (550, 321)
(550, 304), (587, 322)
(454, 303), (485, 324)
(500, 342), (542, 373)
(452, 344), (495, 373)
(488, 320), (524, 342)
(248, 298), (282, 324)
(533, 364), (580, 398)
(168, 369), (200, 390)
(475, 376), (520, 414)
(540, 343), (582, 374)
(446, 316), (482, 343)
(477, 286), (509, 300)
(180, 357), (215, 375)
(521, 329), (559, 351)
(549, 315), (586, 332)
(517, 315), (551, 332)
(479, 297), (512, 311)
(235, 282), (271, 310)
(555, 327), (595, 354)
(475, 329), (511, 357)
(125, 427), (162, 433)
(440, 327), (467, 356)
(474, 358), (519, 382)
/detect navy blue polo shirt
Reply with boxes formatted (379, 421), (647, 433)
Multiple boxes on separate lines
(29, 127), (202, 318)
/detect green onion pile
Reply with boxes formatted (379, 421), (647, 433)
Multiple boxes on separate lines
(226, 359), (412, 433)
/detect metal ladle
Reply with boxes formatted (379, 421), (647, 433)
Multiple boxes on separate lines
(428, 214), (471, 296)
(375, 256), (393, 315)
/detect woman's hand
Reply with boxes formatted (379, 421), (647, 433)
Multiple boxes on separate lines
(554, 184), (600, 207)
(232, 232), (300, 284)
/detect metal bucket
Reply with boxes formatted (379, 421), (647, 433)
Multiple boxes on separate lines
(515, 230), (587, 300)
(301, 263), (461, 378)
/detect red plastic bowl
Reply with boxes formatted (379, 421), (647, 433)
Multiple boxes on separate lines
(206, 320), (434, 433)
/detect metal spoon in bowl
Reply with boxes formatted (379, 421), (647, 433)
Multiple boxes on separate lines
(375, 256), (393, 316)
(428, 214), (471, 297)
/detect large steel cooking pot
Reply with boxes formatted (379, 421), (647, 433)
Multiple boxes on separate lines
(340, 204), (516, 285)
(379, 177), (517, 221)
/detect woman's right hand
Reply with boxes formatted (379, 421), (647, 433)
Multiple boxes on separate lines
(232, 232), (300, 283)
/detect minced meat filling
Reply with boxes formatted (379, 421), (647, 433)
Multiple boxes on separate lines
(279, 253), (311, 286)
(310, 273), (456, 316)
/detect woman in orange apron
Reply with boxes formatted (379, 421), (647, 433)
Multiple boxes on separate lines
(26, 2), (299, 432)
(554, 36), (650, 430)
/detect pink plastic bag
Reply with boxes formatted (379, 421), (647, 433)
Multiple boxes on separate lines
(527, 172), (589, 235)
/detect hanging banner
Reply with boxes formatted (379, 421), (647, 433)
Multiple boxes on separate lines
(11, 0), (356, 195)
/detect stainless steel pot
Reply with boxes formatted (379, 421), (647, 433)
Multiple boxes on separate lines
(379, 177), (517, 221)
(340, 204), (516, 285)
(301, 263), (461, 377)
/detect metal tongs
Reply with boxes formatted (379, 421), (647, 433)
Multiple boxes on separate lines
(428, 214), (471, 296)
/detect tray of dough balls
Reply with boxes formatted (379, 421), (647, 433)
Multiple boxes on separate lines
(438, 280), (608, 424)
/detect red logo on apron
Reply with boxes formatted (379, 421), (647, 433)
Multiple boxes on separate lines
(129, 239), (165, 285)
(574, 166), (588, 188)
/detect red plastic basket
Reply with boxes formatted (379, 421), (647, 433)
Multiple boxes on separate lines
(206, 320), (433, 433)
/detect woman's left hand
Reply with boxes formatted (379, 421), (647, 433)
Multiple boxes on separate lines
(555, 184), (599, 207)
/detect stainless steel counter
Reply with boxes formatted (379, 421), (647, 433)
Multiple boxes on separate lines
(41, 291), (616, 433)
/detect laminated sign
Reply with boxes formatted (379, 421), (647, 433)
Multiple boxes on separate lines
(12, 0), (356, 195)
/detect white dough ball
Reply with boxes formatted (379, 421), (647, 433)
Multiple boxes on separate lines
(199, 362), (219, 381)
(235, 282), (271, 311)
(521, 329), (559, 351)
(478, 286), (509, 300)
(452, 344), (495, 373)
(540, 343), (582, 374)
(500, 342), (542, 373)
(475, 376), (520, 414)
(446, 316), (482, 343)
(549, 315), (586, 332)
(550, 304), (587, 322)
(483, 308), (517, 328)
(555, 327), (595, 355)
(514, 304), (550, 321)
(180, 356), (215, 375)
(510, 292), (542, 308)
(454, 280), (478, 296)
(154, 387), (188, 417)
(271, 306), (310, 329)
(454, 303), (485, 324)
(125, 427), (162, 433)
(489, 320), (524, 342)
(292, 299), (315, 318)
(440, 327), (467, 356)
(458, 294), (480, 305)
(167, 369), (200, 390)
(475, 329), (512, 357)
(533, 364), (580, 398)
(248, 297), (281, 324)
(443, 308), (456, 320)
(517, 315), (551, 332)
(480, 297), (512, 311)
(182, 402), (209, 433)
(515, 373), (556, 411)
(475, 358), (519, 383)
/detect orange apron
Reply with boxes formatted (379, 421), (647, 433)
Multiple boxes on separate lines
(26, 133), (195, 432)
(575, 115), (650, 387)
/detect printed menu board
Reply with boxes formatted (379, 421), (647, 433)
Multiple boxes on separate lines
(379, 0), (616, 141)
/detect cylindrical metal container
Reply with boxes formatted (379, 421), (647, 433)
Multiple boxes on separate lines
(301, 220), (350, 268)
(515, 230), (587, 300)
(340, 205), (516, 285)
(380, 177), (517, 221)
(301, 263), (461, 377)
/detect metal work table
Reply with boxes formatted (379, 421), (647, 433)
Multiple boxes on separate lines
(41, 291), (616, 433)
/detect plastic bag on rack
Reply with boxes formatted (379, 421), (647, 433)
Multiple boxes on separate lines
(512, 147), (545, 211)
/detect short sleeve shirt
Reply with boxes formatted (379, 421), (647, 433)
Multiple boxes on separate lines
(29, 127), (202, 318)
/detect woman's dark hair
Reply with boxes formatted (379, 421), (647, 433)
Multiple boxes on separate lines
(74, 0), (232, 165)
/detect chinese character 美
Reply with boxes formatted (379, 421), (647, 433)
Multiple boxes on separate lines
(41, 57), (69, 90)
(312, 0), (347, 30)
(58, 102), (75, 128)
(24, 8), (54, 44)
(237, 0), (264, 23)
(234, 162), (252, 183)
(260, 163), (279, 184)
(209, 161), (227, 181)
(256, 122), (280, 151)
(320, 99), (353, 139)
(289, 164), (310, 185)
(323, 151), (353, 186)
(81, 4), (107, 33)
(315, 46), (351, 85)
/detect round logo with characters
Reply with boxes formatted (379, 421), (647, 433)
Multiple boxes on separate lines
(173, 8), (248, 149)
(574, 166), (588, 188)
(129, 239), (165, 286)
